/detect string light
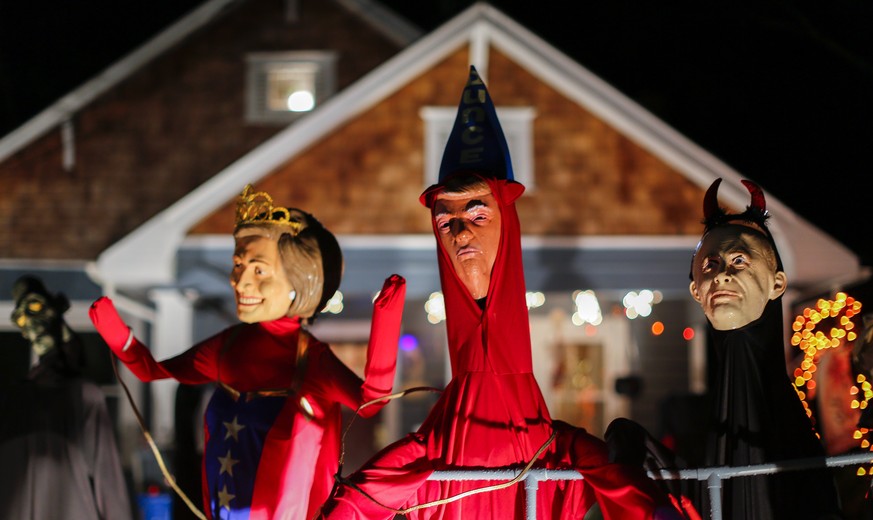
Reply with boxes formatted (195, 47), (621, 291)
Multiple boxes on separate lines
(682, 327), (694, 341)
(424, 292), (446, 324)
(622, 290), (658, 319)
(572, 290), (602, 326)
(791, 292), (865, 472)
(791, 293), (860, 395)
(526, 291), (546, 309)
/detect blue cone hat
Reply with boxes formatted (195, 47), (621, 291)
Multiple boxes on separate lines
(438, 65), (514, 183)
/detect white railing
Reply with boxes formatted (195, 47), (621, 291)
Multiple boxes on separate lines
(428, 451), (873, 520)
(427, 469), (583, 520)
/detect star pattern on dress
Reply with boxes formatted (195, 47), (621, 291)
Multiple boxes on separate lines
(218, 484), (235, 510)
(218, 449), (240, 476)
(223, 415), (245, 441)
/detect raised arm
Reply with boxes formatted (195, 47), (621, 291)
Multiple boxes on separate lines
(308, 275), (405, 417)
(359, 274), (405, 415)
(89, 296), (219, 385)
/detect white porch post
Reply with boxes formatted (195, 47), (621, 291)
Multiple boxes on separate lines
(147, 288), (196, 446)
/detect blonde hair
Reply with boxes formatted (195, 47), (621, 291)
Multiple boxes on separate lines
(234, 210), (343, 321)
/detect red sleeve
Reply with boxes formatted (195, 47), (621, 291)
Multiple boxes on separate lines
(307, 275), (405, 418)
(114, 328), (228, 385)
(359, 274), (405, 416)
(306, 344), (366, 413)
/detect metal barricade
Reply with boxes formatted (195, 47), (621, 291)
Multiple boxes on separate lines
(428, 469), (583, 520)
(428, 452), (873, 520)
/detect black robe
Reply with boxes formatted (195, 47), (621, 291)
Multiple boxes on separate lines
(704, 298), (842, 519)
(0, 350), (133, 520)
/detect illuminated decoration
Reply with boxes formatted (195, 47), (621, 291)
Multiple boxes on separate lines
(790, 292), (866, 469)
(682, 328), (694, 341)
(622, 289), (661, 319)
(425, 292), (446, 324)
(791, 292), (860, 397)
(571, 290), (602, 327)
(526, 291), (545, 309)
(651, 321), (665, 336)
(399, 334), (418, 352)
(321, 290), (344, 314)
(852, 373), (873, 475)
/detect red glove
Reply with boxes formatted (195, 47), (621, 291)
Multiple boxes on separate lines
(372, 274), (406, 313)
(360, 274), (406, 416)
(89, 296), (133, 354)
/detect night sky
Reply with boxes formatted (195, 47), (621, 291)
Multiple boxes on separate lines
(2, 0), (872, 268)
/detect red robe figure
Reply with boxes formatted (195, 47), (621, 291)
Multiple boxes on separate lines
(89, 186), (406, 520)
(318, 66), (680, 519)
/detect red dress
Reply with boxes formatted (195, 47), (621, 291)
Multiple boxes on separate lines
(319, 179), (671, 519)
(105, 276), (404, 520)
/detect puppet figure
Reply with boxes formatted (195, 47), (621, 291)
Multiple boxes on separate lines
(0, 275), (133, 519)
(317, 66), (680, 520)
(688, 179), (843, 519)
(89, 187), (406, 520)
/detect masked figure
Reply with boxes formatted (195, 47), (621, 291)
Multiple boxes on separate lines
(318, 66), (679, 520)
(89, 188), (406, 520)
(0, 276), (133, 519)
(688, 179), (843, 519)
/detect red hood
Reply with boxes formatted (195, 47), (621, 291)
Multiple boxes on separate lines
(422, 177), (532, 375)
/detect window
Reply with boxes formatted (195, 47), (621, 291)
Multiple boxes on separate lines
(420, 106), (536, 191)
(245, 51), (337, 124)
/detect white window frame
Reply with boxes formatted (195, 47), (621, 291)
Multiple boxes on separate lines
(245, 51), (337, 124)
(420, 106), (536, 191)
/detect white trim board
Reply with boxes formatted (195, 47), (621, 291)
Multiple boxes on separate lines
(90, 2), (859, 293)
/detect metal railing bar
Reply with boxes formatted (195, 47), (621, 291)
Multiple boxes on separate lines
(425, 451), (873, 520)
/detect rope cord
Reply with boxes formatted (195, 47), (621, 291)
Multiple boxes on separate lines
(335, 385), (557, 515)
(110, 353), (207, 520)
(341, 430), (558, 515)
(338, 386), (443, 468)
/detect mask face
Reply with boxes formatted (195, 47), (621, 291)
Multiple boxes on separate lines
(689, 225), (787, 330)
(433, 186), (502, 300)
(230, 231), (294, 323)
(11, 291), (57, 356)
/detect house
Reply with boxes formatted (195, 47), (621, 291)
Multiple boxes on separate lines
(0, 0), (865, 491)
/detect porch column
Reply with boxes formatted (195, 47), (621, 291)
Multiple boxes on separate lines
(147, 288), (196, 446)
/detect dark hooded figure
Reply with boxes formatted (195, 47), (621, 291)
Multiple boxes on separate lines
(12, 275), (84, 379)
(317, 66), (681, 520)
(0, 275), (133, 519)
(688, 179), (843, 519)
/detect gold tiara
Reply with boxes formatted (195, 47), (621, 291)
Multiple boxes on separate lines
(235, 184), (305, 234)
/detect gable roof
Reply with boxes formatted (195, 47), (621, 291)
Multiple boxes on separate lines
(0, 0), (421, 165)
(89, 1), (863, 294)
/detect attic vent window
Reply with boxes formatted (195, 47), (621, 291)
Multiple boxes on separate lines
(420, 106), (536, 191)
(246, 51), (337, 124)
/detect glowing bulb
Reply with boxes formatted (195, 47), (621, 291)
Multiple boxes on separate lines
(399, 334), (418, 352)
(573, 290), (602, 325)
(424, 292), (446, 324)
